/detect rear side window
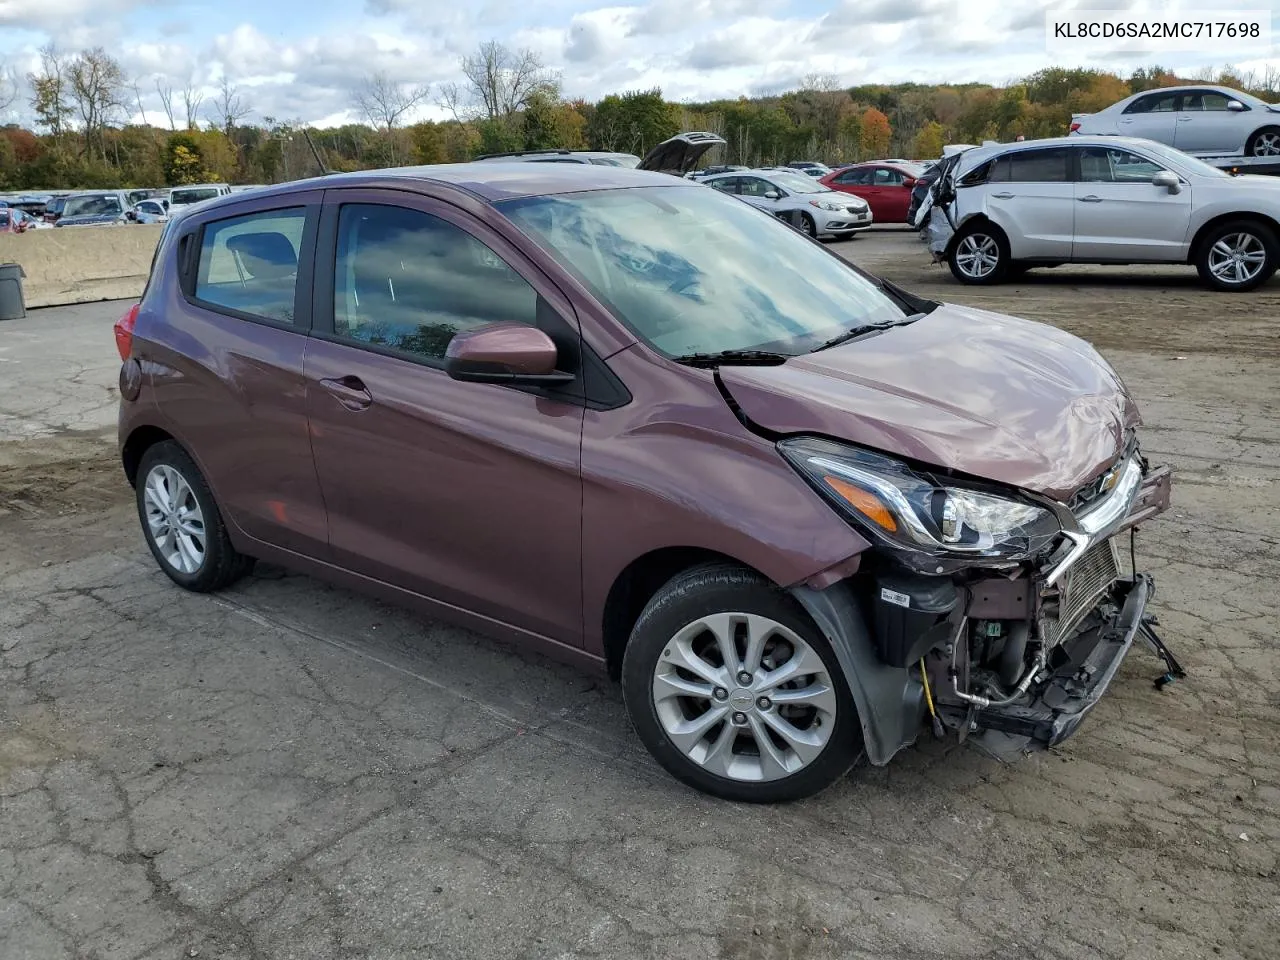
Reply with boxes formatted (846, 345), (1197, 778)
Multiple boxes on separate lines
(835, 168), (870, 185)
(332, 204), (538, 364)
(194, 208), (306, 325)
(989, 148), (1070, 183)
(1124, 92), (1179, 114)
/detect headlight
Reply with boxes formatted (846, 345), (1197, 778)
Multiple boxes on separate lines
(808, 199), (843, 211)
(778, 437), (1061, 573)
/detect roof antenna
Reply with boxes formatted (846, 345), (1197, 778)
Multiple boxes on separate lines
(301, 129), (330, 176)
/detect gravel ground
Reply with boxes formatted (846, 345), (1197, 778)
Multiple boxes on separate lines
(1, 228), (1277, 960)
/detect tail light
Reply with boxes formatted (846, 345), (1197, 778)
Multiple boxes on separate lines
(1069, 122), (1081, 133)
(114, 303), (140, 360)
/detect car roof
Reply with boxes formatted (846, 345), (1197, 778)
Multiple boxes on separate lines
(172, 182), (229, 189)
(166, 163), (693, 221)
(953, 135), (1173, 169)
(474, 150), (637, 162)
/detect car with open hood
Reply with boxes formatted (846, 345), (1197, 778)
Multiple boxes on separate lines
(114, 162), (1176, 802)
(475, 131), (726, 178)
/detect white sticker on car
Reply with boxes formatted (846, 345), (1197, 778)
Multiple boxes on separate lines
(881, 588), (912, 608)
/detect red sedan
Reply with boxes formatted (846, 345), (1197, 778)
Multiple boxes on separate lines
(820, 161), (927, 223)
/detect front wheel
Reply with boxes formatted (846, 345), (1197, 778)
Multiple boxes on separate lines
(800, 212), (818, 239)
(947, 224), (1009, 284)
(1246, 126), (1280, 157)
(1195, 220), (1277, 292)
(621, 564), (860, 803)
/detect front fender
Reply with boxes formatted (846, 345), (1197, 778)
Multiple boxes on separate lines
(790, 578), (923, 766)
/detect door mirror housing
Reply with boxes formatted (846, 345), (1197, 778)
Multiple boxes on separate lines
(445, 323), (574, 385)
(1226, 99), (1246, 112)
(1151, 170), (1181, 194)
(763, 190), (781, 200)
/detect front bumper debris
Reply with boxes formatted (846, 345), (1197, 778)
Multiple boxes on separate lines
(966, 574), (1164, 760)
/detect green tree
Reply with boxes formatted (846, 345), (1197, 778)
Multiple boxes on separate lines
(588, 89), (678, 154)
(911, 121), (944, 160)
(164, 133), (207, 184)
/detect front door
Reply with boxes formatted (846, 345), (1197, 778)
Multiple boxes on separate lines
(304, 190), (586, 645)
(870, 167), (910, 222)
(1072, 146), (1194, 261)
(1172, 89), (1249, 155)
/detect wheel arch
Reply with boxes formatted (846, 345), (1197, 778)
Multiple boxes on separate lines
(944, 213), (1008, 259)
(601, 547), (770, 681)
(1188, 211), (1280, 265)
(121, 424), (177, 487)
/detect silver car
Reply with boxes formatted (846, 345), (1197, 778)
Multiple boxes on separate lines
(926, 135), (1280, 291)
(702, 169), (873, 238)
(1071, 85), (1280, 158)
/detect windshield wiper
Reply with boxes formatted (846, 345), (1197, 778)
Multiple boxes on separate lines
(670, 349), (791, 367)
(809, 313), (926, 353)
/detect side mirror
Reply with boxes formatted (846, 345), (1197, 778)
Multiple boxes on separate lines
(1227, 100), (1246, 112)
(445, 323), (574, 385)
(763, 190), (781, 200)
(1151, 170), (1181, 194)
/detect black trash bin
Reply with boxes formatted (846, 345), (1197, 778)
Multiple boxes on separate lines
(0, 263), (26, 321)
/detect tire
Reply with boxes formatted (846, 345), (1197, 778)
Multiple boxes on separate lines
(800, 212), (818, 239)
(1195, 220), (1278, 292)
(1246, 126), (1280, 157)
(135, 441), (254, 592)
(947, 222), (1010, 285)
(621, 563), (861, 803)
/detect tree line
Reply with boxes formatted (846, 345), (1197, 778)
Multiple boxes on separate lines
(4, 41), (1279, 192)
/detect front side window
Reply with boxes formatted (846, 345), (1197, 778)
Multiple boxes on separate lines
(500, 185), (905, 358)
(332, 204), (537, 363)
(737, 177), (774, 198)
(194, 207), (306, 324)
(873, 168), (904, 185)
(708, 177), (739, 194)
(1078, 147), (1166, 183)
(1181, 91), (1234, 111)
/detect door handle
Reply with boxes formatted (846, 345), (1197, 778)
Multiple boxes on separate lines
(991, 192), (1015, 199)
(319, 375), (372, 411)
(1176, 116), (1193, 122)
(1078, 195), (1104, 203)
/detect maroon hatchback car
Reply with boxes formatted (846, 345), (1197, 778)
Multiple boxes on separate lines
(116, 162), (1177, 802)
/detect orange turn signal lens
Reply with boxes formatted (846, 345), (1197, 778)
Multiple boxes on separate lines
(823, 476), (898, 532)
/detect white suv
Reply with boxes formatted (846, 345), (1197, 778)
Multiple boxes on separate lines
(927, 135), (1280, 291)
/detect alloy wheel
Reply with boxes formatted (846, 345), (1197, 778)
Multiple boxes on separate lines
(651, 612), (837, 782)
(955, 233), (1000, 279)
(1207, 232), (1267, 285)
(1252, 132), (1280, 156)
(143, 464), (207, 574)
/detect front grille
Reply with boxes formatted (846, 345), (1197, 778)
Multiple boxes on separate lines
(1046, 538), (1120, 644)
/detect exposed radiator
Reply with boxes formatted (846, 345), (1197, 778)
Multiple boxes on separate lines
(1045, 538), (1120, 644)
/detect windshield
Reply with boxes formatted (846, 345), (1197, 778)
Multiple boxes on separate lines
(590, 155), (641, 168)
(499, 185), (904, 357)
(48, 197), (66, 214)
(767, 172), (827, 194)
(1137, 141), (1231, 178)
(63, 195), (122, 217)
(171, 188), (221, 204)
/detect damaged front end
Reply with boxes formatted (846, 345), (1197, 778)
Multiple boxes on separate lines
(787, 438), (1178, 766)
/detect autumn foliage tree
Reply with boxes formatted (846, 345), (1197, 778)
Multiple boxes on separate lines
(858, 107), (891, 159)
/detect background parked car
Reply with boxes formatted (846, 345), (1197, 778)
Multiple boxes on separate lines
(689, 164), (748, 180)
(0, 208), (41, 233)
(130, 199), (170, 223)
(786, 161), (832, 177)
(820, 161), (928, 222)
(54, 191), (133, 227)
(168, 183), (233, 210)
(702, 168), (873, 238)
(928, 134), (1280, 290)
(42, 195), (68, 224)
(475, 132), (726, 178)
(1071, 85), (1280, 157)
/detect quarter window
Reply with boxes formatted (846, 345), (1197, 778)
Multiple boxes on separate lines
(332, 204), (538, 363)
(194, 208), (306, 324)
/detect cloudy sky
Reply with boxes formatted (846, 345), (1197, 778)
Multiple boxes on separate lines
(3, 0), (1280, 128)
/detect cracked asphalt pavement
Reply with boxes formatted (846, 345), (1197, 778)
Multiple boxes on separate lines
(2, 230), (1278, 959)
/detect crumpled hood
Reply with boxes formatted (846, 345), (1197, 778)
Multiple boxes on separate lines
(719, 303), (1139, 502)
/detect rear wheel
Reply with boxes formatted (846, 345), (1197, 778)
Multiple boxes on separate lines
(947, 223), (1010, 284)
(1195, 220), (1277, 292)
(621, 563), (860, 803)
(1246, 127), (1280, 157)
(136, 441), (254, 592)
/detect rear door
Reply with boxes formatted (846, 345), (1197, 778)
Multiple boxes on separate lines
(1116, 90), (1180, 145)
(982, 147), (1074, 259)
(152, 192), (329, 556)
(303, 188), (587, 644)
(1172, 89), (1250, 155)
(1072, 145), (1193, 261)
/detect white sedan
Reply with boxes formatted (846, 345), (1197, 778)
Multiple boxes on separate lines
(926, 135), (1280, 291)
(1071, 84), (1280, 158)
(701, 169), (873, 239)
